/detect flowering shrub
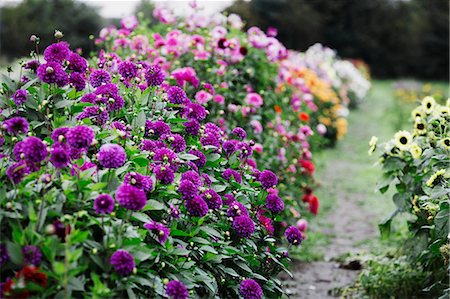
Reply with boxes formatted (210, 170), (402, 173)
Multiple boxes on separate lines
(93, 6), (369, 230)
(0, 38), (308, 298)
(372, 96), (450, 297)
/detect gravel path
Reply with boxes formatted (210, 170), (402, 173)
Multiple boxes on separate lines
(280, 83), (398, 298)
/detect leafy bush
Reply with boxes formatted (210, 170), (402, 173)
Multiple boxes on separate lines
(0, 37), (304, 298)
(372, 96), (450, 297)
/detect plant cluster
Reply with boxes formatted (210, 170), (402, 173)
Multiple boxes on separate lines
(371, 96), (450, 297)
(94, 7), (369, 232)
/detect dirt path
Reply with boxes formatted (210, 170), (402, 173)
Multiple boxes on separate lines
(281, 82), (399, 298)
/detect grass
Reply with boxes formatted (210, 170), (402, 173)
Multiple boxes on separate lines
(291, 80), (450, 261)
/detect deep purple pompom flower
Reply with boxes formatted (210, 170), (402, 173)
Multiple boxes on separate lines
(140, 139), (167, 152)
(6, 161), (29, 184)
(181, 170), (202, 187)
(2, 117), (29, 135)
(25, 59), (40, 72)
(233, 216), (255, 237)
(154, 165), (175, 184)
(183, 119), (200, 136)
(240, 279), (263, 299)
(166, 280), (189, 299)
(22, 245), (42, 265)
(188, 149), (206, 168)
(110, 250), (135, 276)
(51, 127), (69, 143)
(178, 179), (199, 200)
(50, 144), (70, 169)
(0, 244), (9, 266)
(184, 103), (207, 121)
(23, 136), (48, 163)
(144, 221), (170, 244)
(167, 86), (188, 104)
(89, 69), (111, 88)
(12, 89), (28, 106)
(118, 61), (138, 79)
(67, 52), (88, 73)
(185, 195), (209, 217)
(153, 148), (177, 165)
(94, 194), (115, 214)
(170, 203), (181, 219)
(285, 226), (303, 245)
(37, 61), (68, 86)
(163, 134), (186, 153)
(43, 42), (70, 63)
(69, 72), (86, 91)
(145, 120), (171, 138)
(76, 106), (109, 126)
(66, 125), (95, 149)
(98, 143), (126, 169)
(115, 184), (147, 211)
(145, 64), (165, 86)
(222, 140), (237, 155)
(265, 194), (284, 214)
(237, 142), (253, 159)
(124, 172), (153, 192)
(200, 132), (221, 148)
(222, 168), (242, 184)
(227, 201), (248, 218)
(202, 189), (222, 210)
(259, 170), (278, 189)
(231, 127), (247, 140)
(223, 194), (236, 205)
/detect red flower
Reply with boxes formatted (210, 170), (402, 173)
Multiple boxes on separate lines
(1, 266), (47, 299)
(308, 195), (319, 215)
(298, 112), (310, 122)
(300, 160), (315, 175)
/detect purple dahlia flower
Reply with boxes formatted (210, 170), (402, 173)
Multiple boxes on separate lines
(110, 249), (135, 276)
(115, 184), (147, 211)
(94, 194), (115, 214)
(98, 143), (126, 169)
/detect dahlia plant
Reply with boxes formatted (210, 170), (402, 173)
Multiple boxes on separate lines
(372, 96), (450, 296)
(93, 6), (370, 230)
(0, 38), (306, 298)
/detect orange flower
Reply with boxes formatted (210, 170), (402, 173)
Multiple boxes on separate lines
(274, 105), (282, 114)
(298, 112), (310, 122)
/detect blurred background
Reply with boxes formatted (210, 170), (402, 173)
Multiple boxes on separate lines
(0, 0), (448, 80)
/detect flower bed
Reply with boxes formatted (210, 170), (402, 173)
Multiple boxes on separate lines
(0, 5), (370, 298)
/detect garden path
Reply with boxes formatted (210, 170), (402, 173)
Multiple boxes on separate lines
(281, 81), (399, 298)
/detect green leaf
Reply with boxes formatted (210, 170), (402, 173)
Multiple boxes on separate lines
(53, 261), (66, 275)
(435, 204), (449, 238)
(378, 209), (398, 239)
(144, 199), (164, 211)
(178, 153), (199, 161)
(133, 157), (149, 167)
(70, 231), (89, 244)
(131, 212), (151, 223)
(6, 242), (23, 265)
(28, 202), (37, 222)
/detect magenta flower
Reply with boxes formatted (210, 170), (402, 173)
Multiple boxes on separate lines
(94, 194), (115, 214)
(115, 184), (147, 211)
(144, 221), (170, 244)
(110, 250), (135, 276)
(166, 280), (188, 299)
(98, 143), (126, 169)
(240, 279), (263, 299)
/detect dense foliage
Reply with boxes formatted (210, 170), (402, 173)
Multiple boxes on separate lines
(372, 96), (450, 297)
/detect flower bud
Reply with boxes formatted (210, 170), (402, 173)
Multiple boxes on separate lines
(54, 30), (64, 39)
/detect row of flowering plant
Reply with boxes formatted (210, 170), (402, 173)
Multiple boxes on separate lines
(94, 6), (369, 233)
(371, 96), (450, 297)
(0, 35), (307, 298)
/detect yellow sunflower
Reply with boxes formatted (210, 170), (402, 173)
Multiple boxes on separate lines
(421, 96), (436, 114)
(411, 106), (426, 120)
(394, 130), (412, 151)
(409, 143), (422, 159)
(426, 169), (446, 187)
(414, 120), (427, 135)
(440, 137), (450, 150)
